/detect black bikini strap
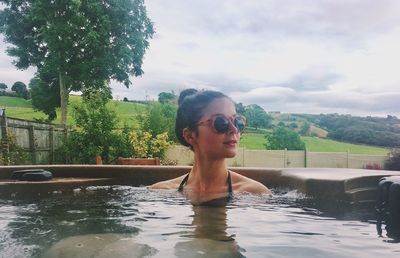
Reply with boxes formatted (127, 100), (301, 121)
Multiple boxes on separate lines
(178, 171), (233, 197)
(227, 171), (233, 197)
(178, 173), (190, 192)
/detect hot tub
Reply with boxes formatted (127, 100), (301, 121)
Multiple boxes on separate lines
(1, 165), (399, 257)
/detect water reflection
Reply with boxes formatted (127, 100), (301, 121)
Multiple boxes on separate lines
(2, 187), (140, 257)
(174, 205), (245, 258)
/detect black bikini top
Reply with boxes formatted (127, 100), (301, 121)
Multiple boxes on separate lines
(178, 171), (233, 199)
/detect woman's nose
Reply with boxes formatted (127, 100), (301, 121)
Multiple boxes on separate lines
(227, 121), (239, 134)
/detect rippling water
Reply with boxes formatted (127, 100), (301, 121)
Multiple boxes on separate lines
(0, 186), (399, 258)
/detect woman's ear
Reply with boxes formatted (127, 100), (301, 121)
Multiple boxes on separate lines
(183, 128), (196, 146)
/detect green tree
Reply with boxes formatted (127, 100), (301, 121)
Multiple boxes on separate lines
(158, 91), (177, 104)
(299, 121), (311, 136)
(235, 102), (246, 116)
(289, 122), (298, 129)
(0, 0), (154, 125)
(265, 127), (305, 150)
(29, 73), (60, 121)
(244, 104), (272, 129)
(11, 81), (28, 98)
(0, 83), (7, 91)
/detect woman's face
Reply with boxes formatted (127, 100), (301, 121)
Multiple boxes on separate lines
(192, 97), (241, 160)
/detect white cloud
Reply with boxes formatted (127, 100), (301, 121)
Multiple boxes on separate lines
(1, 0), (400, 117)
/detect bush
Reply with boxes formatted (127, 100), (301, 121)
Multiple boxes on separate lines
(60, 91), (120, 164)
(141, 102), (177, 142)
(129, 131), (171, 159)
(0, 130), (30, 165)
(59, 92), (173, 164)
(385, 149), (400, 171)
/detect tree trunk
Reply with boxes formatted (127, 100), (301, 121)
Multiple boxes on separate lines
(59, 72), (69, 126)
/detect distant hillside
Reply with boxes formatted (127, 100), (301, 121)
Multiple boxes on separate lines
(268, 112), (328, 138)
(293, 113), (400, 148)
(266, 112), (400, 148)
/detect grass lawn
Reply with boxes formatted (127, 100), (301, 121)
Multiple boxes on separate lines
(0, 95), (147, 127)
(240, 133), (267, 149)
(0, 96), (33, 107)
(302, 136), (389, 155)
(240, 133), (389, 155)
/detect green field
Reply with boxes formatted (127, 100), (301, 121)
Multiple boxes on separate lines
(0, 95), (147, 127)
(240, 133), (389, 155)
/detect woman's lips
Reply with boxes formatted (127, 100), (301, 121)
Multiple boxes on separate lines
(223, 140), (237, 147)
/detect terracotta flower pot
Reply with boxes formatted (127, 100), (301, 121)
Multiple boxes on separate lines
(116, 157), (160, 165)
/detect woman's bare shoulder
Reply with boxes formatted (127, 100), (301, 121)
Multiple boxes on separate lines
(149, 174), (187, 190)
(230, 171), (272, 194)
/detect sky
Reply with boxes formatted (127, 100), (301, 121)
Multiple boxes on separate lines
(1, 0), (400, 117)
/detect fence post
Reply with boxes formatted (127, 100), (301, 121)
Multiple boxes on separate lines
(28, 125), (36, 164)
(346, 150), (349, 168)
(49, 126), (54, 164)
(1, 108), (9, 163)
(284, 148), (287, 168)
(242, 148), (245, 167)
(304, 149), (308, 168)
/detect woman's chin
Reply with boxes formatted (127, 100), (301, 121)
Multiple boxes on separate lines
(224, 150), (237, 158)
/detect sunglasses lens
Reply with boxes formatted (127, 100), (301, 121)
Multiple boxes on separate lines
(234, 117), (245, 132)
(213, 116), (230, 133)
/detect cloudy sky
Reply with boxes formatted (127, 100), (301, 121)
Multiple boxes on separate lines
(1, 0), (400, 117)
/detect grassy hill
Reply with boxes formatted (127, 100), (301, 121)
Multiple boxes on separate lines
(0, 95), (147, 127)
(269, 112), (328, 138)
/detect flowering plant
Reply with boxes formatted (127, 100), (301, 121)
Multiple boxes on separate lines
(129, 131), (171, 159)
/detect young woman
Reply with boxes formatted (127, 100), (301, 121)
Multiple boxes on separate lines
(151, 89), (271, 203)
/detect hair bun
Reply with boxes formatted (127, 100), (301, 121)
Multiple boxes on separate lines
(178, 88), (198, 106)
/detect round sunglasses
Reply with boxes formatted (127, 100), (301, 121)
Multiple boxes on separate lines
(197, 114), (246, 134)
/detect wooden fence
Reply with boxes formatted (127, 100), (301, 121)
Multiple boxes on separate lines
(0, 111), (390, 168)
(165, 145), (389, 169)
(0, 111), (66, 164)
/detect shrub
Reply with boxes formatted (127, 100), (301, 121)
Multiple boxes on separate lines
(60, 91), (120, 164)
(0, 130), (30, 165)
(129, 131), (171, 159)
(385, 149), (400, 171)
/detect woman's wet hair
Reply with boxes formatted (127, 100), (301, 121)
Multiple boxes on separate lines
(176, 89), (231, 147)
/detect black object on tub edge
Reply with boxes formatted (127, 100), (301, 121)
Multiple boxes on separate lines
(10, 169), (53, 181)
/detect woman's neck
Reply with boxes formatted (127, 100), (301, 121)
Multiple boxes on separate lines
(189, 155), (228, 192)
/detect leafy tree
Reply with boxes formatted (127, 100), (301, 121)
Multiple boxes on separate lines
(0, 83), (7, 91)
(235, 102), (246, 116)
(158, 91), (177, 104)
(299, 121), (311, 136)
(289, 122), (298, 129)
(29, 73), (60, 121)
(0, 0), (154, 125)
(265, 127), (305, 150)
(123, 97), (129, 102)
(11, 81), (29, 98)
(244, 104), (272, 129)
